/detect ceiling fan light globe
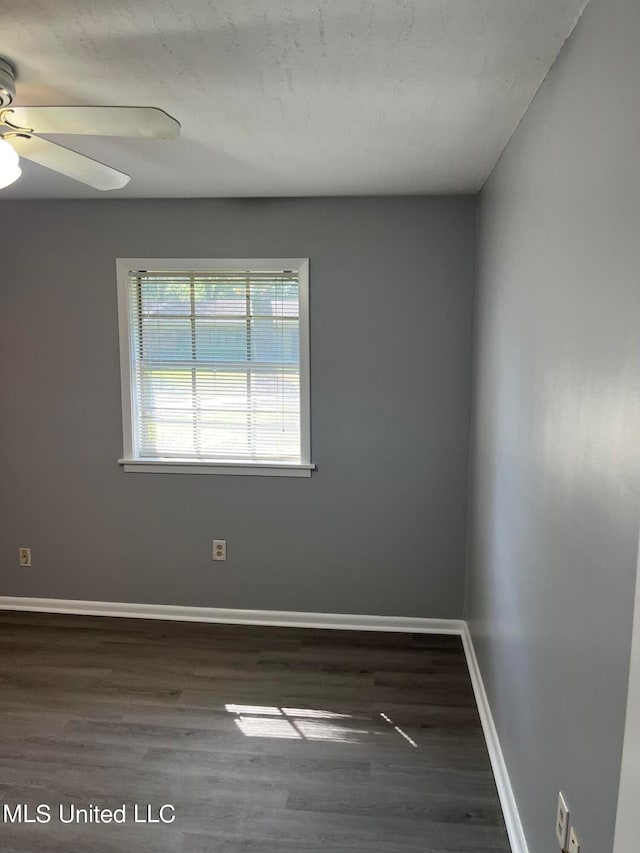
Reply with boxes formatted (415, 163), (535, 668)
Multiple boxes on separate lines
(0, 138), (21, 188)
(0, 163), (21, 189)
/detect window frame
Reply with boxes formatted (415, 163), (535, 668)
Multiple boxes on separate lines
(116, 258), (313, 477)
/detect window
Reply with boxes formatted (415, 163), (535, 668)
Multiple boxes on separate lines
(116, 259), (312, 476)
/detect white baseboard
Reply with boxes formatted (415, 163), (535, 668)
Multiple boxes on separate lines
(0, 596), (464, 635)
(461, 625), (529, 853)
(0, 595), (527, 853)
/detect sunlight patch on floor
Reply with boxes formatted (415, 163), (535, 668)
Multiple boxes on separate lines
(224, 703), (419, 746)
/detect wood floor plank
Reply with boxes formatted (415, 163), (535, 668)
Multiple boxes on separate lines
(0, 611), (509, 852)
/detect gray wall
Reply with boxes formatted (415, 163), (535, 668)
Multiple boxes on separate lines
(467, 0), (640, 851)
(0, 196), (475, 618)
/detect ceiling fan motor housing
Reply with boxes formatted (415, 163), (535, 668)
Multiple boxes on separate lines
(0, 58), (16, 108)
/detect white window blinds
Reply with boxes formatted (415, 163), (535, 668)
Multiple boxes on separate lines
(126, 269), (303, 463)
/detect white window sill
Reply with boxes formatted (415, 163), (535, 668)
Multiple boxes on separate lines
(118, 459), (315, 477)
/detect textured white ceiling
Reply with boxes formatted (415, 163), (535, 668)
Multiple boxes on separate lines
(0, 0), (588, 198)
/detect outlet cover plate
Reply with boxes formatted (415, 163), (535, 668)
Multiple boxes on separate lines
(556, 792), (569, 849)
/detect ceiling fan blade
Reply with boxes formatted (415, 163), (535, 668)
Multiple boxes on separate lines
(9, 135), (130, 190)
(2, 106), (180, 138)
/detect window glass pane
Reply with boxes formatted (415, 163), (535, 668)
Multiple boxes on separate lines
(250, 282), (299, 317)
(138, 367), (193, 411)
(140, 415), (194, 458)
(250, 371), (300, 414)
(141, 318), (192, 361)
(198, 417), (250, 458)
(140, 277), (192, 315)
(252, 412), (300, 458)
(193, 278), (247, 316)
(251, 319), (299, 363)
(194, 368), (249, 411)
(195, 319), (247, 362)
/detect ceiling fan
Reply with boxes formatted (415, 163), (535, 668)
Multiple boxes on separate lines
(0, 58), (180, 191)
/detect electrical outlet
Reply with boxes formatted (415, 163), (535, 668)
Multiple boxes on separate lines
(19, 547), (31, 567)
(568, 827), (580, 853)
(556, 792), (570, 849)
(213, 539), (227, 561)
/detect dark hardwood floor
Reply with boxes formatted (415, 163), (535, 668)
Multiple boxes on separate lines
(0, 611), (510, 852)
